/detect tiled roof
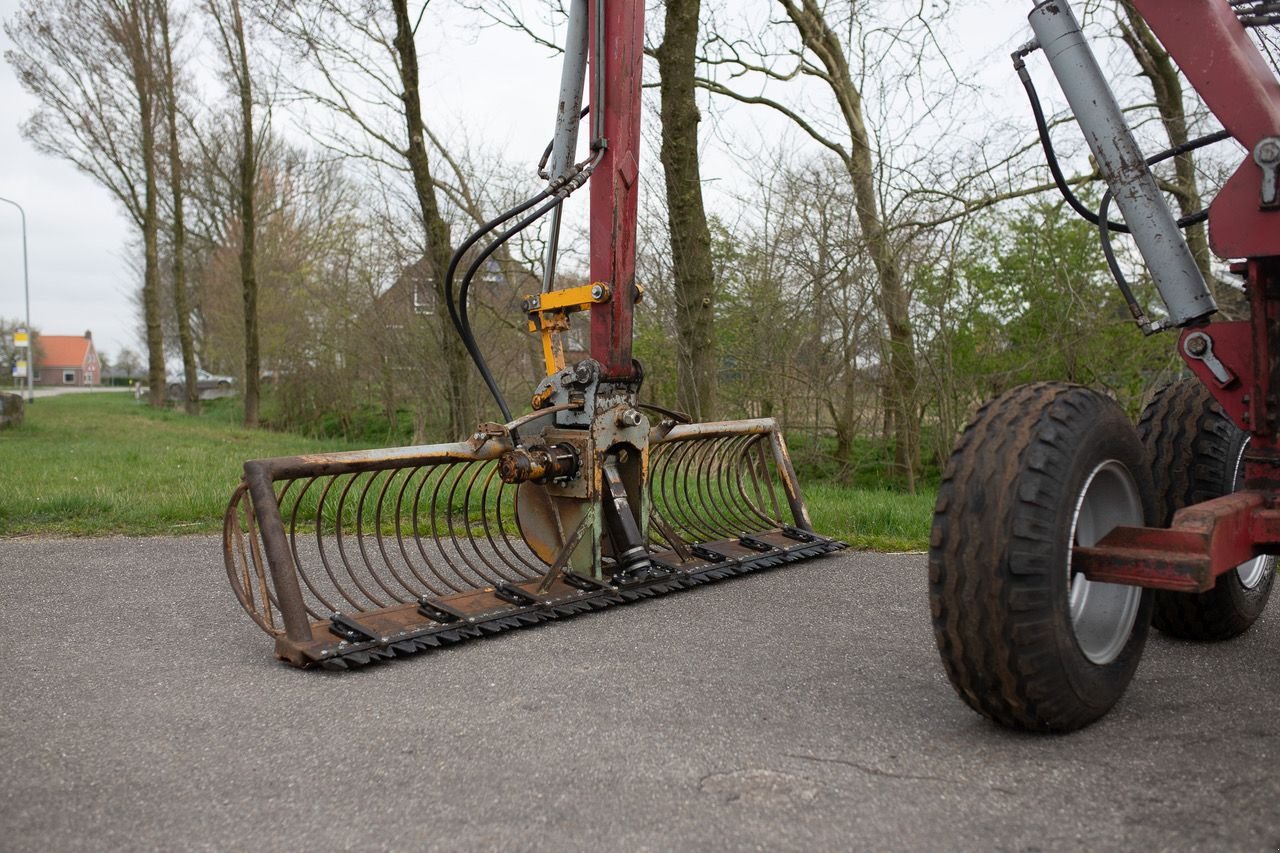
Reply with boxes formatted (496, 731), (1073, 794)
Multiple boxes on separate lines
(40, 335), (92, 368)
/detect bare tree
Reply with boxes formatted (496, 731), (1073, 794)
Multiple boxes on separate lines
(657, 0), (717, 421)
(258, 0), (485, 437)
(7, 0), (167, 405)
(692, 1), (926, 487)
(206, 0), (266, 426)
(157, 0), (200, 413)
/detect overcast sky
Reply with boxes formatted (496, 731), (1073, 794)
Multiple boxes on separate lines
(0, 0), (1031, 366)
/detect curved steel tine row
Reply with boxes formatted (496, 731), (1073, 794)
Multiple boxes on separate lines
(648, 433), (785, 551)
(224, 459), (546, 626)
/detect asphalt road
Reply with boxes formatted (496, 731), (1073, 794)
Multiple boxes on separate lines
(3, 537), (1278, 851)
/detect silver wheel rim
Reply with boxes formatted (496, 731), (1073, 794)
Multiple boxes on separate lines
(1068, 460), (1144, 665)
(1231, 439), (1273, 589)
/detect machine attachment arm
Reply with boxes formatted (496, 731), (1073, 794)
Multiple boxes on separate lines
(588, 0), (645, 379)
(1131, 0), (1280, 258)
(1028, 0), (1216, 327)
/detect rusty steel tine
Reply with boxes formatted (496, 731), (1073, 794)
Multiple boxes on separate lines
(758, 436), (786, 521)
(332, 471), (391, 609)
(222, 486), (261, 625)
(407, 464), (468, 594)
(461, 461), (534, 581)
(690, 436), (735, 539)
(353, 469), (411, 604)
(651, 439), (695, 542)
(392, 465), (449, 595)
(753, 435), (787, 523)
(479, 465), (542, 576)
(433, 461), (497, 588)
(434, 460), (499, 588)
(730, 435), (774, 526)
(243, 497), (276, 630)
(705, 435), (756, 532)
(739, 435), (779, 525)
(284, 476), (338, 618)
(663, 437), (715, 542)
(713, 435), (759, 532)
(311, 474), (371, 611)
(718, 435), (770, 532)
(374, 467), (439, 598)
(459, 461), (525, 584)
(732, 435), (782, 528)
(644, 442), (674, 544)
(494, 476), (548, 574)
(236, 489), (277, 629)
(537, 510), (593, 594)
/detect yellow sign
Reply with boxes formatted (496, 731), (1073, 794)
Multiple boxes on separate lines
(13, 359), (27, 378)
(13, 330), (29, 348)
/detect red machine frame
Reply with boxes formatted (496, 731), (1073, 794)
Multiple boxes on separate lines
(1075, 1), (1280, 591)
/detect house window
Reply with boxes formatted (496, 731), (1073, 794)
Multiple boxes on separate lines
(63, 371), (76, 384)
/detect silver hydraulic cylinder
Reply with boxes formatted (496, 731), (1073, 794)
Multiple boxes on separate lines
(1029, 0), (1216, 327)
(541, 0), (590, 293)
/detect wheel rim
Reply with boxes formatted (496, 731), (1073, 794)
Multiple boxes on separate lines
(1230, 439), (1274, 589)
(1068, 460), (1145, 665)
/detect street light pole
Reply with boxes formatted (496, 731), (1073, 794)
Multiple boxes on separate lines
(0, 195), (34, 404)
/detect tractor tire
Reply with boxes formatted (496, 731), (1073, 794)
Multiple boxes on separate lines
(1137, 379), (1274, 641)
(929, 382), (1155, 732)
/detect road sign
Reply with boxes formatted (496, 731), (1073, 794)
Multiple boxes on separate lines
(14, 330), (29, 348)
(13, 359), (28, 378)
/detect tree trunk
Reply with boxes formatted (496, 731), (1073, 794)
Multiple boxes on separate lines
(657, 0), (717, 421)
(126, 2), (165, 410)
(779, 0), (918, 490)
(158, 1), (198, 414)
(391, 0), (472, 439)
(229, 0), (260, 427)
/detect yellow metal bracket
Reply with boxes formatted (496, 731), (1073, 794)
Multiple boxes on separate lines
(524, 282), (612, 376)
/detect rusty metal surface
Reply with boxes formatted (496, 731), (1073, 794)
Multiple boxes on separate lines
(223, 417), (840, 667)
(1074, 490), (1280, 592)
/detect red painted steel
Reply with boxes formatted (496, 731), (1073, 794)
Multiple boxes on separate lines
(1133, 0), (1280, 257)
(1075, 492), (1280, 592)
(1072, 3), (1280, 592)
(588, 0), (645, 379)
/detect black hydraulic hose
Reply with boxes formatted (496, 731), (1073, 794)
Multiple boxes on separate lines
(456, 195), (566, 422)
(448, 149), (603, 423)
(446, 0), (609, 425)
(538, 107), (591, 179)
(443, 187), (556, 416)
(1013, 47), (1230, 234)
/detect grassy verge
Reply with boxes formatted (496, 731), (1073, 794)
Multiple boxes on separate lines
(0, 393), (935, 549)
(0, 393), (361, 537)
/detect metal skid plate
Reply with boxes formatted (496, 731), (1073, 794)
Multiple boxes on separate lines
(223, 415), (844, 669)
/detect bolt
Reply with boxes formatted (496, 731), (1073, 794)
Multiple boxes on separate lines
(1185, 334), (1208, 356)
(591, 284), (604, 300)
(1258, 139), (1280, 164)
(617, 408), (643, 428)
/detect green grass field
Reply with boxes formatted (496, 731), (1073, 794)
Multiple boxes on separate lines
(0, 392), (934, 549)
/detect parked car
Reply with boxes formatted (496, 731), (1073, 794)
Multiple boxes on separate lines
(166, 368), (235, 400)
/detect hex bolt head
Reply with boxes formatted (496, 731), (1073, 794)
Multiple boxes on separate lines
(1257, 139), (1280, 164)
(617, 408), (644, 428)
(1185, 334), (1208, 356)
